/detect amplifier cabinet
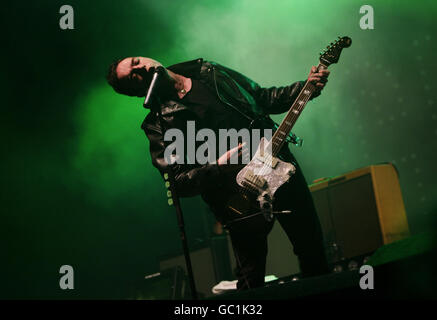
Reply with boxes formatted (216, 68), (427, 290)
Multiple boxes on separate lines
(309, 163), (410, 265)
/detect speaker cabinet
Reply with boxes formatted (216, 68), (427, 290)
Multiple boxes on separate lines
(136, 266), (187, 299)
(158, 234), (235, 298)
(309, 163), (410, 265)
(159, 246), (217, 298)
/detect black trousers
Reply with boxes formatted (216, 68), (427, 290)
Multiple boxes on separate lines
(226, 159), (330, 290)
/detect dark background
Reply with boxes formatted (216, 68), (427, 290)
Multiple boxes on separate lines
(1, 0), (436, 299)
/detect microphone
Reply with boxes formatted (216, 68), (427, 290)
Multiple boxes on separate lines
(143, 66), (165, 108)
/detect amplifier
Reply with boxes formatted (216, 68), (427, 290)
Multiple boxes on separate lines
(309, 163), (410, 267)
(158, 235), (234, 298)
(135, 266), (187, 300)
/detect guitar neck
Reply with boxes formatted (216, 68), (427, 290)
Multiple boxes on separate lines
(270, 63), (327, 156)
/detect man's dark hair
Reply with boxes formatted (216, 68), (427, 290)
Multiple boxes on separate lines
(106, 58), (137, 97)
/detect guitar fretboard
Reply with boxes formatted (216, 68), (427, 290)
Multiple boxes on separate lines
(270, 63), (327, 156)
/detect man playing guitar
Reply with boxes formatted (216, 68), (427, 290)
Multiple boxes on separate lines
(107, 53), (331, 290)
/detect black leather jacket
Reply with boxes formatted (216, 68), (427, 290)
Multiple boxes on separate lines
(141, 58), (305, 204)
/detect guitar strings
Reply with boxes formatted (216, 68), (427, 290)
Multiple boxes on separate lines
(237, 63), (322, 209)
(254, 82), (314, 180)
(254, 63), (323, 180)
(235, 84), (313, 213)
(244, 83), (313, 193)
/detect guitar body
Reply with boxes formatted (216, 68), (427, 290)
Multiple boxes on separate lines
(224, 137), (296, 220)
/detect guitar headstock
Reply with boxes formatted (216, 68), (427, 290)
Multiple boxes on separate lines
(319, 36), (352, 66)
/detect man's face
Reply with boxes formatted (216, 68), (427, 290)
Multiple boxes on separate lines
(116, 57), (162, 96)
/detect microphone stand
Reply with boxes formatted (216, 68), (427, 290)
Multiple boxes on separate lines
(143, 68), (198, 300)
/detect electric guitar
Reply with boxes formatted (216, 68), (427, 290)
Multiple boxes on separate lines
(224, 36), (352, 224)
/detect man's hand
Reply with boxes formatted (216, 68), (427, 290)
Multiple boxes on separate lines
(216, 143), (246, 175)
(217, 143), (245, 165)
(307, 66), (330, 99)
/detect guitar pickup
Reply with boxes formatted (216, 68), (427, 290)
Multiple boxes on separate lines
(244, 170), (267, 189)
(258, 154), (278, 168)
